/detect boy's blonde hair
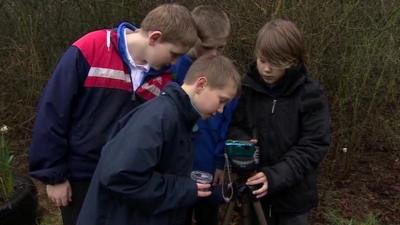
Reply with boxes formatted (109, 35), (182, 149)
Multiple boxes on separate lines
(141, 3), (197, 48)
(184, 55), (241, 91)
(191, 5), (231, 41)
(255, 19), (305, 68)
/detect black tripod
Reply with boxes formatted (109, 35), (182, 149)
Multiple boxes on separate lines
(222, 172), (267, 225)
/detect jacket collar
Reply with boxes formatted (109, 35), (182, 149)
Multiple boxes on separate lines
(161, 83), (200, 129)
(115, 22), (171, 77)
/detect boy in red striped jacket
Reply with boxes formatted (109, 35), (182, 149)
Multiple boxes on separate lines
(28, 4), (197, 225)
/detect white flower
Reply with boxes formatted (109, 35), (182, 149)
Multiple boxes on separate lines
(342, 147), (348, 153)
(0, 125), (8, 133)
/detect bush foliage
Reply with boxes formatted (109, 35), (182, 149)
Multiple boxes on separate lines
(0, 0), (399, 189)
(1, 1), (399, 224)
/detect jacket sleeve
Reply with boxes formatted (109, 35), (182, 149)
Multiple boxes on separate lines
(214, 98), (240, 169)
(98, 108), (197, 215)
(228, 88), (253, 141)
(262, 84), (331, 194)
(29, 46), (89, 184)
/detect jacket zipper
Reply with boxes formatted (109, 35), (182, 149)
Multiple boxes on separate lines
(269, 204), (272, 218)
(271, 99), (277, 114)
(106, 30), (111, 51)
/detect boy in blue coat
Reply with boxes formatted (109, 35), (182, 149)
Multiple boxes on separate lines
(76, 55), (241, 225)
(173, 6), (235, 225)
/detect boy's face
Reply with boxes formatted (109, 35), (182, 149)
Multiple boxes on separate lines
(192, 36), (227, 58)
(145, 32), (189, 69)
(192, 78), (237, 119)
(256, 57), (288, 85)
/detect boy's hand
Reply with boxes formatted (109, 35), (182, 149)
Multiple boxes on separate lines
(246, 172), (268, 198)
(46, 180), (72, 207)
(196, 183), (212, 197)
(212, 169), (224, 185)
(249, 139), (258, 144)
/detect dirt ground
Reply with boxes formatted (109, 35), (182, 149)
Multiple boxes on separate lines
(311, 150), (400, 225)
(13, 147), (400, 225)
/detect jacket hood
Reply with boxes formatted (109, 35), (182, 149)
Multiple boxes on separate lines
(162, 82), (200, 128)
(244, 62), (307, 97)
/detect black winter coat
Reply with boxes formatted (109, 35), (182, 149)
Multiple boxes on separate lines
(77, 83), (199, 225)
(229, 63), (331, 214)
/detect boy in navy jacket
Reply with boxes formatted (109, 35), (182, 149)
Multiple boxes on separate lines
(28, 4), (197, 225)
(76, 55), (241, 225)
(173, 6), (235, 225)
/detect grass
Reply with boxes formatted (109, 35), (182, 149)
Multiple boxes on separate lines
(326, 211), (380, 225)
(0, 125), (14, 202)
(37, 213), (62, 225)
(35, 200), (382, 225)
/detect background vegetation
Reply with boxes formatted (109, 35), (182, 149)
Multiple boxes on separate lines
(0, 0), (399, 224)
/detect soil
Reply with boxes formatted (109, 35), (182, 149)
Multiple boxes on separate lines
(12, 146), (400, 225)
(311, 150), (400, 225)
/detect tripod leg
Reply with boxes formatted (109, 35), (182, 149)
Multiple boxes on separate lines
(222, 201), (236, 225)
(240, 199), (252, 225)
(252, 201), (268, 225)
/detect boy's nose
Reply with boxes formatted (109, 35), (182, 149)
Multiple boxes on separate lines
(264, 64), (272, 73)
(206, 49), (218, 57)
(211, 49), (219, 56)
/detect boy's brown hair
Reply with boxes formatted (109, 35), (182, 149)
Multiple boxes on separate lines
(184, 55), (241, 91)
(255, 19), (305, 68)
(191, 5), (231, 41)
(141, 3), (197, 48)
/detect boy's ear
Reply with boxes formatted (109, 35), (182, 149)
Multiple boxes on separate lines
(194, 76), (208, 93)
(148, 31), (162, 46)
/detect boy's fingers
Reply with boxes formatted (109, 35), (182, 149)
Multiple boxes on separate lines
(252, 183), (268, 198)
(246, 176), (264, 184)
(196, 183), (211, 189)
(197, 190), (212, 197)
(247, 173), (266, 184)
(212, 176), (219, 185)
(246, 179), (262, 186)
(247, 172), (265, 182)
(256, 192), (267, 198)
(55, 196), (65, 207)
(56, 198), (63, 207)
(61, 197), (69, 207)
(252, 184), (267, 194)
(213, 170), (224, 185)
(249, 139), (258, 144)
(196, 183), (212, 197)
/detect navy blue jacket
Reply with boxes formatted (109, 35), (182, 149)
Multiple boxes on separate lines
(29, 22), (171, 184)
(77, 83), (199, 225)
(173, 55), (238, 174)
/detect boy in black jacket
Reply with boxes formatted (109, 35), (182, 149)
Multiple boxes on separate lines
(76, 55), (241, 225)
(229, 19), (331, 225)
